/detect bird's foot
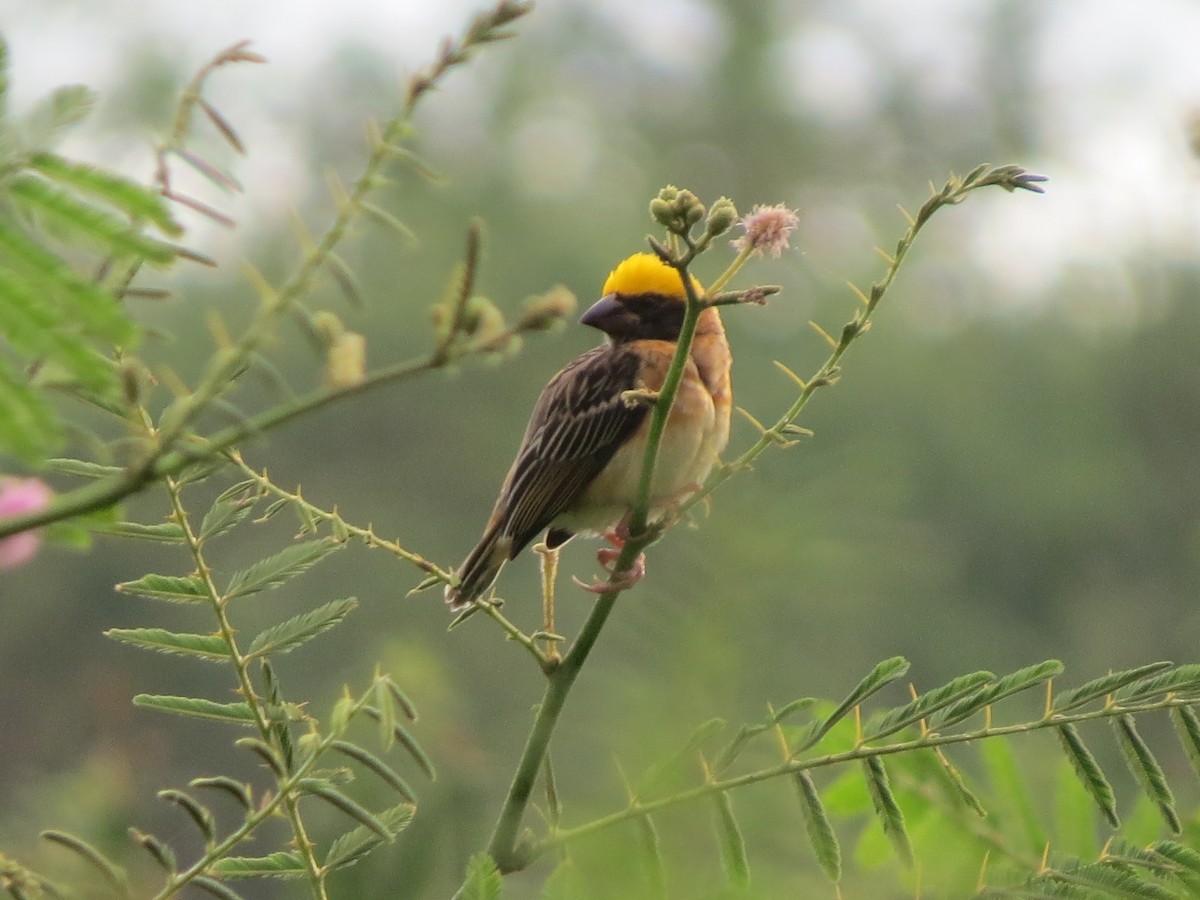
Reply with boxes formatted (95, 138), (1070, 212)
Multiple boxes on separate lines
(603, 512), (635, 548)
(572, 547), (647, 595)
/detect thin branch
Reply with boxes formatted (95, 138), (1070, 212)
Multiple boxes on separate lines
(485, 235), (708, 871)
(481, 166), (1045, 874)
(228, 451), (453, 582)
(159, 475), (326, 898)
(0, 1), (537, 541)
(527, 693), (1189, 862)
(680, 165), (1046, 516)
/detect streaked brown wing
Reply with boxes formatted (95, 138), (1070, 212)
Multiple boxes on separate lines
(494, 345), (646, 556)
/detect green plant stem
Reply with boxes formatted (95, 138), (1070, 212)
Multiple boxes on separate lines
(477, 166), (1037, 872)
(0, 325), (530, 541)
(228, 448), (454, 581)
(0, 4), (536, 542)
(150, 683), (389, 899)
(526, 695), (1195, 862)
(485, 256), (706, 871)
(681, 165), (1045, 517)
(162, 475), (328, 899)
(478, 602), (551, 671)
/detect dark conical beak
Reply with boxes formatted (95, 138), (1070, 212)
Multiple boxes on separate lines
(579, 293), (634, 334)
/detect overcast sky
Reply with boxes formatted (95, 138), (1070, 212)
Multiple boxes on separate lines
(6, 0), (1200, 319)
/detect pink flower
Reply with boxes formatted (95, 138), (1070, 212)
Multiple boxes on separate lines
(731, 203), (800, 258)
(0, 477), (53, 569)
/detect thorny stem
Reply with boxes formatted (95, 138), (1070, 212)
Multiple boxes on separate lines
(680, 164), (1046, 517)
(149, 680), (393, 899)
(527, 693), (1188, 862)
(0, 2), (535, 542)
(228, 451), (453, 581)
(162, 475), (327, 899)
(482, 165), (1045, 874)
(478, 601), (552, 671)
(0, 348), (446, 539)
(485, 250), (707, 871)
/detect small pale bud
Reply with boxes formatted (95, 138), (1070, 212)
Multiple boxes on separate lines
(705, 197), (738, 237)
(518, 285), (577, 331)
(649, 198), (675, 228)
(325, 331), (366, 388)
(675, 189), (704, 227)
(465, 296), (507, 344)
(459, 296), (489, 334)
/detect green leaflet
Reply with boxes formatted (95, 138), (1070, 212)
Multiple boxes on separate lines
(1056, 723), (1118, 830)
(245, 598), (358, 659)
(40, 830), (126, 892)
(95, 521), (187, 542)
(329, 740), (417, 803)
(132, 694), (301, 724)
(865, 670), (994, 740)
(297, 778), (391, 840)
(28, 152), (181, 235)
(323, 803), (415, 871)
(105, 627), (230, 662)
(712, 790), (750, 887)
(225, 538), (344, 599)
(794, 771), (841, 883)
(9, 173), (177, 264)
(459, 853), (503, 900)
(1053, 662), (1174, 712)
(208, 851), (306, 879)
(116, 573), (209, 603)
(1113, 714), (1181, 834)
(861, 756), (912, 868)
(802, 657), (909, 751)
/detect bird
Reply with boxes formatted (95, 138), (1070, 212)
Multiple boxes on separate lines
(444, 252), (732, 611)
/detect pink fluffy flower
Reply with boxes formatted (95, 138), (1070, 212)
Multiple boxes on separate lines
(0, 477), (53, 569)
(731, 203), (800, 258)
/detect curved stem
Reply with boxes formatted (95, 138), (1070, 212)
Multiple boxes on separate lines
(526, 694), (1189, 861)
(1, 2), (539, 542)
(0, 351), (440, 539)
(162, 475), (327, 897)
(1, 322), (529, 542)
(485, 258), (705, 871)
(681, 165), (1045, 517)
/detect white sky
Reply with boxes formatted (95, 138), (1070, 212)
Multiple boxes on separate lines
(6, 0), (1200, 319)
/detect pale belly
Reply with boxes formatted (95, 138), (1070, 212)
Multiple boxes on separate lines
(555, 369), (728, 535)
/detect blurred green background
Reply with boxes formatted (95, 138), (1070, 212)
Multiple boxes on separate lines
(4, 0), (1200, 896)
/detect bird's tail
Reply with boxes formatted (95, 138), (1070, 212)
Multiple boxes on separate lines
(444, 525), (511, 611)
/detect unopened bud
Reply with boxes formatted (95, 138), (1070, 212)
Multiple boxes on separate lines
(459, 296), (489, 334)
(518, 285), (577, 331)
(675, 189), (704, 228)
(326, 331), (366, 388)
(649, 198), (675, 228)
(465, 296), (506, 344)
(705, 197), (738, 237)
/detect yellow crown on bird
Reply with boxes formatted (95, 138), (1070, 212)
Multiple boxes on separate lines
(602, 252), (703, 299)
